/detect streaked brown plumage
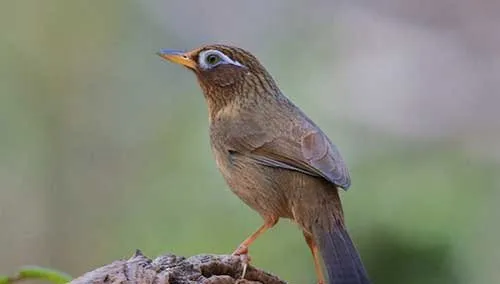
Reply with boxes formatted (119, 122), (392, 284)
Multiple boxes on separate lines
(158, 44), (370, 284)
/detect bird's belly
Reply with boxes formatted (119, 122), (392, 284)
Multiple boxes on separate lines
(216, 154), (293, 219)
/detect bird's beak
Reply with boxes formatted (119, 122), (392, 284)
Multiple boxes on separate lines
(157, 49), (197, 70)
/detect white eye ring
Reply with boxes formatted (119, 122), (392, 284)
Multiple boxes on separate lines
(198, 50), (244, 70)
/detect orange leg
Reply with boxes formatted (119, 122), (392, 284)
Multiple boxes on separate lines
(232, 216), (278, 278)
(304, 232), (326, 284)
(232, 216), (279, 255)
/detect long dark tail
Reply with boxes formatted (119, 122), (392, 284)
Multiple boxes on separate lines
(314, 224), (371, 284)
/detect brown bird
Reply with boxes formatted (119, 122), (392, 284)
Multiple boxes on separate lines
(158, 44), (370, 284)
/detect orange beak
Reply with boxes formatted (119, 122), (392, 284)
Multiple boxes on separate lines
(157, 49), (197, 70)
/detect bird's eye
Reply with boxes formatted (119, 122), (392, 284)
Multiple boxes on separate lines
(206, 53), (222, 66)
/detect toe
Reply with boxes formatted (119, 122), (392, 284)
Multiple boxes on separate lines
(232, 244), (249, 256)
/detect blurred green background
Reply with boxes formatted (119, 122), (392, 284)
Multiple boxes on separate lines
(1, 1), (499, 283)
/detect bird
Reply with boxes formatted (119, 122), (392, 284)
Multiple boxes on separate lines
(157, 44), (370, 284)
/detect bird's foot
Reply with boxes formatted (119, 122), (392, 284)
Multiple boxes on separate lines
(232, 243), (249, 256)
(232, 244), (251, 279)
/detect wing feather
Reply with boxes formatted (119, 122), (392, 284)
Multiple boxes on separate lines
(227, 127), (351, 190)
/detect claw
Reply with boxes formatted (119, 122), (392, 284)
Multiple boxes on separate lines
(230, 218), (278, 280)
(232, 245), (251, 279)
(240, 254), (249, 279)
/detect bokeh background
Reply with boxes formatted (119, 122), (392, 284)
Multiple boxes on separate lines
(1, 1), (499, 283)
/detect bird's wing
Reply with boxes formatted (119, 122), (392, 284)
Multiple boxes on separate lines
(228, 128), (351, 190)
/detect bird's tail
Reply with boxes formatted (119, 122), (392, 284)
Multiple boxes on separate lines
(314, 223), (371, 284)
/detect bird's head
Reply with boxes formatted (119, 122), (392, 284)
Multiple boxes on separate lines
(158, 44), (280, 115)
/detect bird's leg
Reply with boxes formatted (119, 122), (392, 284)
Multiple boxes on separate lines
(232, 216), (279, 255)
(232, 216), (278, 279)
(304, 231), (326, 284)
